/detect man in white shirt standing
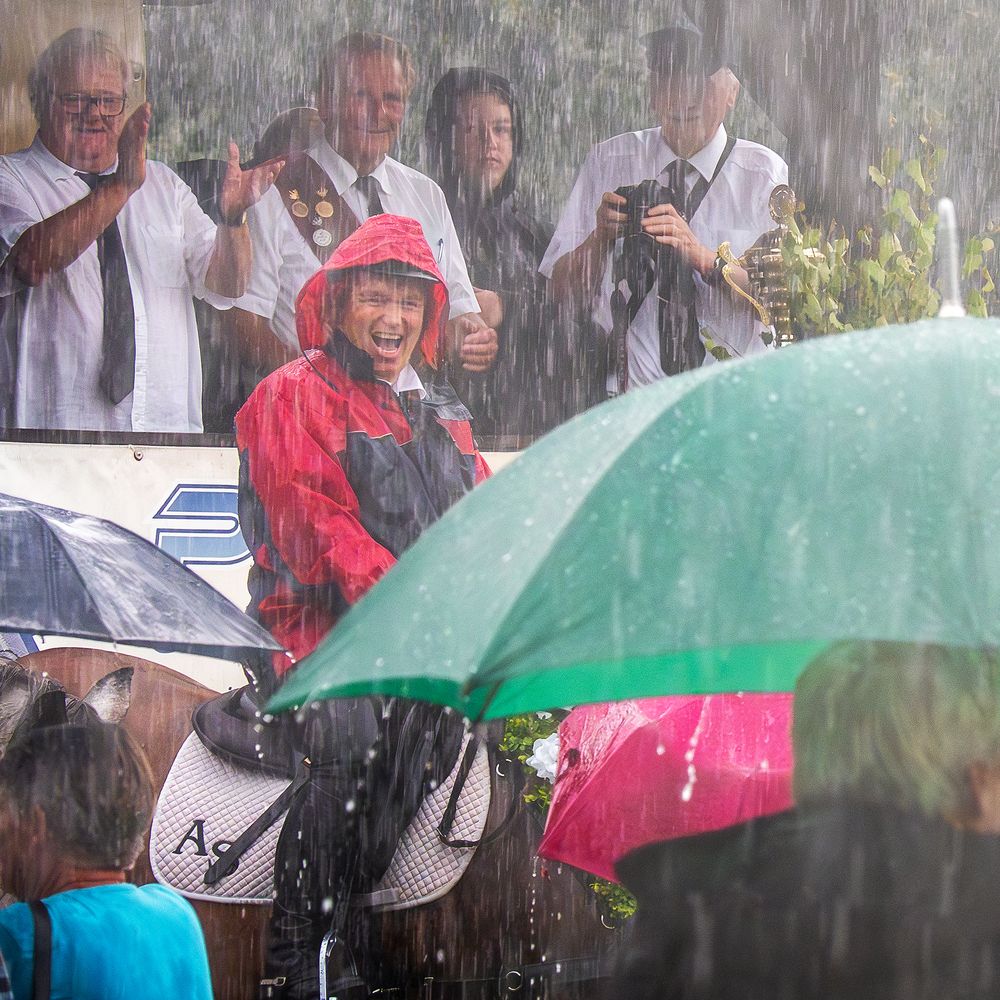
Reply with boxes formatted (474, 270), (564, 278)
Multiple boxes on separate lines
(541, 23), (788, 396)
(233, 32), (498, 382)
(0, 28), (280, 433)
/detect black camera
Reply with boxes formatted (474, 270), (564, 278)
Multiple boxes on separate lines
(613, 178), (687, 296)
(615, 178), (682, 239)
(610, 179), (701, 377)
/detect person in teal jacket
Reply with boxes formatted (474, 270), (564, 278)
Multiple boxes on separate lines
(0, 721), (213, 1000)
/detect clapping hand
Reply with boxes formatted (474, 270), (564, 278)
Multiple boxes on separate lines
(218, 142), (284, 226)
(115, 103), (151, 195)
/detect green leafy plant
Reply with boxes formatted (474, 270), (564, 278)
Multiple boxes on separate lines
(590, 877), (638, 923)
(784, 125), (997, 337)
(499, 712), (560, 810)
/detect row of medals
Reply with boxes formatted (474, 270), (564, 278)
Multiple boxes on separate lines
(288, 186), (335, 248)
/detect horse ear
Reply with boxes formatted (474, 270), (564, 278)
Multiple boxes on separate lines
(81, 666), (133, 724)
(0, 660), (35, 750)
(34, 689), (68, 727)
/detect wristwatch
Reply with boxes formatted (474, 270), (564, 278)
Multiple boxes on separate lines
(703, 253), (727, 286)
(219, 210), (248, 228)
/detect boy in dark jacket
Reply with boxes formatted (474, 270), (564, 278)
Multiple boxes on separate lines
(425, 68), (601, 443)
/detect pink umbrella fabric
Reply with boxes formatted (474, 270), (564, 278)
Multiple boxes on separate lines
(539, 694), (794, 882)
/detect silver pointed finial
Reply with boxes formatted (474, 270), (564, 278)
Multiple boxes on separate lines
(936, 197), (966, 318)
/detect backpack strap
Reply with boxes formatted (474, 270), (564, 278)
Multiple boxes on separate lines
(275, 154), (360, 264)
(686, 132), (738, 221)
(28, 900), (51, 1000)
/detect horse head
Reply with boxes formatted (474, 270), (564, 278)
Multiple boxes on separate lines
(0, 657), (133, 755)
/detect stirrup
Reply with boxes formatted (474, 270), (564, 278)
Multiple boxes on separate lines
(319, 928), (368, 1000)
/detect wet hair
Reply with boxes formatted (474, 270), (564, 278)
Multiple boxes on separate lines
(28, 28), (130, 126)
(0, 722), (154, 870)
(792, 641), (1000, 822)
(425, 68), (521, 204)
(643, 25), (720, 80)
(325, 266), (431, 331)
(318, 32), (417, 101)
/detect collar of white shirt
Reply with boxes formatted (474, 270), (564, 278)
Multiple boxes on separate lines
(30, 133), (119, 181)
(308, 137), (394, 200)
(382, 363), (427, 400)
(658, 124), (728, 184)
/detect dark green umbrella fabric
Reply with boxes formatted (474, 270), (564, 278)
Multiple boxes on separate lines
(269, 317), (1000, 720)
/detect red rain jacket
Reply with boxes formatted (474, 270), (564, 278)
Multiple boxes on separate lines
(236, 215), (490, 673)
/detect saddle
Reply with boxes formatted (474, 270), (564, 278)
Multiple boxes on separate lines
(151, 686), (496, 910)
(192, 685), (297, 779)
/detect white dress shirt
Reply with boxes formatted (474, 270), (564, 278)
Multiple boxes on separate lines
(237, 138), (479, 351)
(540, 126), (789, 392)
(387, 363), (427, 400)
(0, 135), (228, 432)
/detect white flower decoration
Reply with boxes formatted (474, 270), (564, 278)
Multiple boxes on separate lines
(526, 732), (560, 783)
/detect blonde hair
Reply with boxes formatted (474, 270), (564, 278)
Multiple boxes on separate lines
(318, 32), (417, 100)
(792, 641), (1000, 822)
(28, 28), (129, 125)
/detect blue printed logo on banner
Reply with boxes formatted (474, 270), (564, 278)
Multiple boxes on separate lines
(153, 485), (250, 566)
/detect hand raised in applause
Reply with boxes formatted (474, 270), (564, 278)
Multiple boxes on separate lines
(218, 142), (285, 225)
(447, 313), (499, 373)
(474, 288), (504, 330)
(114, 103), (151, 195)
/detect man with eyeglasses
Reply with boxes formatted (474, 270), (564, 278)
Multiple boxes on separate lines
(0, 27), (281, 432)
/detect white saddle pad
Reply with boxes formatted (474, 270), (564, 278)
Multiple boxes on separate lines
(150, 732), (490, 909)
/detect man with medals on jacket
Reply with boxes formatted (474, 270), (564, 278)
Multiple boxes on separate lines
(231, 33), (499, 390)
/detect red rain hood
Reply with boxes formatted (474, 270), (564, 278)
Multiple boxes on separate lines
(294, 214), (449, 367)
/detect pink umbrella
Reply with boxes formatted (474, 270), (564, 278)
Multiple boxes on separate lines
(538, 694), (794, 882)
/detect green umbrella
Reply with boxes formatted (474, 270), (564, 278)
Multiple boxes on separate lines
(268, 317), (1000, 720)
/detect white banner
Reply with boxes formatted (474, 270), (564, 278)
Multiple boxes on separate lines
(0, 441), (516, 690)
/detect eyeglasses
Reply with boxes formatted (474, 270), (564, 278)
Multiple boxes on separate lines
(56, 93), (127, 117)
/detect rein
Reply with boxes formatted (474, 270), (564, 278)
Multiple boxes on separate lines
(437, 737), (524, 849)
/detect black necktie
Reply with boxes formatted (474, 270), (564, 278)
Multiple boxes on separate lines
(665, 158), (690, 217)
(76, 173), (136, 404)
(657, 159), (706, 376)
(354, 174), (384, 220)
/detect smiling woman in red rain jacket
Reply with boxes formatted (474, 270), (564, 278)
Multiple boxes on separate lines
(236, 212), (490, 674)
(235, 214), (489, 999)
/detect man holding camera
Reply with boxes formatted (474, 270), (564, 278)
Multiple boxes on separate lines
(542, 23), (787, 395)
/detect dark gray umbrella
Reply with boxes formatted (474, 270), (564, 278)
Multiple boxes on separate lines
(0, 491), (283, 663)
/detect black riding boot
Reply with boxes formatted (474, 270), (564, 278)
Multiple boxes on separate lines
(260, 697), (465, 999)
(260, 699), (381, 1000)
(261, 761), (372, 1000)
